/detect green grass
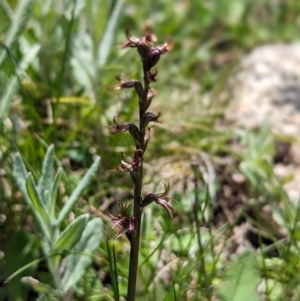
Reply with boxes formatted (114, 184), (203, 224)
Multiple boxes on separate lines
(1, 0), (300, 300)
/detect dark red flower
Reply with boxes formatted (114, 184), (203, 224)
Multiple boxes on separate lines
(107, 116), (130, 135)
(110, 202), (135, 239)
(141, 182), (174, 219)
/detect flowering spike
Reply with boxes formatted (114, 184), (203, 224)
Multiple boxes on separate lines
(111, 28), (171, 299)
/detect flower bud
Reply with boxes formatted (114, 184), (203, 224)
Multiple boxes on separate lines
(134, 81), (144, 99)
(128, 123), (140, 148)
(141, 112), (161, 130)
(146, 47), (161, 69)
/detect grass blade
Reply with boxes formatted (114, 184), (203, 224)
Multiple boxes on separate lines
(107, 241), (120, 301)
(0, 43), (40, 119)
(0, 76), (18, 120)
(85, 0), (109, 48)
(0, 0), (12, 33)
(98, 0), (124, 69)
(0, 0), (33, 64)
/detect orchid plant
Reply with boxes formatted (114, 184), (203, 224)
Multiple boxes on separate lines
(108, 28), (173, 300)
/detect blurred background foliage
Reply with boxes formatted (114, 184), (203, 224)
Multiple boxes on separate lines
(1, 0), (300, 300)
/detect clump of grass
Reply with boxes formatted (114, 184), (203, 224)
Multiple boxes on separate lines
(108, 28), (173, 300)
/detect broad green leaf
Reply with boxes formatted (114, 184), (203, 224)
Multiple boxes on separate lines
(216, 253), (260, 301)
(57, 156), (100, 224)
(21, 277), (62, 298)
(26, 173), (49, 223)
(38, 144), (55, 207)
(98, 0), (124, 69)
(52, 214), (89, 253)
(0, 0), (33, 64)
(61, 218), (103, 292)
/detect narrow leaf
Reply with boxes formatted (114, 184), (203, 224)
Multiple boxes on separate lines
(61, 218), (103, 292)
(85, 0), (109, 46)
(0, 76), (18, 120)
(26, 173), (49, 223)
(38, 144), (55, 207)
(0, 0), (13, 21)
(13, 153), (50, 241)
(0, 0), (33, 64)
(0, 43), (40, 119)
(13, 153), (28, 193)
(0, 0), (12, 33)
(98, 0), (124, 69)
(107, 242), (120, 301)
(21, 277), (62, 298)
(57, 156), (100, 224)
(52, 214), (89, 253)
(50, 167), (63, 219)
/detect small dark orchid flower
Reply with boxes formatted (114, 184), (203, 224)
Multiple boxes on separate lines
(146, 44), (169, 69)
(110, 202), (135, 239)
(141, 112), (161, 130)
(108, 116), (131, 135)
(122, 30), (152, 48)
(131, 149), (143, 171)
(141, 182), (174, 219)
(112, 76), (138, 90)
(112, 151), (143, 183)
(142, 88), (156, 112)
(113, 152), (133, 172)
